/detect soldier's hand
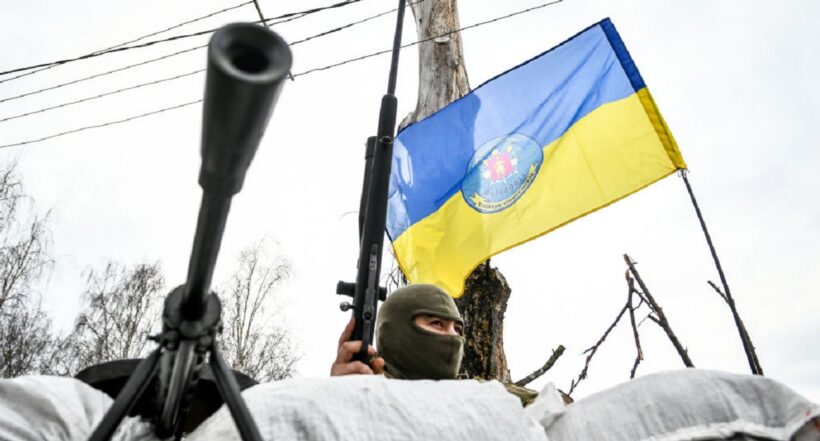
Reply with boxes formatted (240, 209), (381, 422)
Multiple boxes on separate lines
(330, 317), (385, 376)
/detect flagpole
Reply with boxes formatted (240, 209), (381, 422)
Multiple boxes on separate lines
(680, 170), (763, 375)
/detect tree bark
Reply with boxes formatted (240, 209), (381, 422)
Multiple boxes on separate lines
(400, 0), (470, 127)
(456, 262), (512, 381)
(402, 0), (512, 382)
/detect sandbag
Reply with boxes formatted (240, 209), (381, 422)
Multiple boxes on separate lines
(189, 375), (548, 441)
(0, 375), (155, 441)
(2, 370), (817, 441)
(532, 369), (820, 441)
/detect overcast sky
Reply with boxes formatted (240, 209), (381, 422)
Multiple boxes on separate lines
(1, 0), (818, 403)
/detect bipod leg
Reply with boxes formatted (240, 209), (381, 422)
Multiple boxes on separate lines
(209, 344), (263, 441)
(88, 349), (161, 441)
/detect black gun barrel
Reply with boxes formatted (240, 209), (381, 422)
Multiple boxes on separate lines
(84, 23), (291, 441)
(182, 23), (292, 319)
(342, 0), (407, 362)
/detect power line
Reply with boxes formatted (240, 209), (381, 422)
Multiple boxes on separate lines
(0, 45), (206, 105)
(0, 8), (311, 105)
(0, 1), (253, 85)
(0, 70), (203, 123)
(0, 0), (363, 78)
(290, 0), (425, 46)
(0, 0), (564, 150)
(295, 0), (564, 77)
(0, 100), (203, 149)
(0, 0), (416, 105)
(0, 1), (422, 122)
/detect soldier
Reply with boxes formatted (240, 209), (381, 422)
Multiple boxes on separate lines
(330, 284), (463, 379)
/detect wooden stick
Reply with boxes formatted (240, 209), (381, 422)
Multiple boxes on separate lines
(707, 280), (763, 375)
(681, 171), (761, 375)
(515, 345), (565, 387)
(626, 273), (643, 378)
(568, 303), (628, 395)
(624, 254), (694, 368)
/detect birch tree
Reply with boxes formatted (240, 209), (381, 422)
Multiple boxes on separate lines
(58, 261), (165, 375)
(219, 240), (298, 382)
(0, 161), (55, 377)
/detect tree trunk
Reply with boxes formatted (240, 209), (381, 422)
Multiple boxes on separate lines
(403, 0), (512, 382)
(400, 0), (470, 127)
(456, 261), (512, 382)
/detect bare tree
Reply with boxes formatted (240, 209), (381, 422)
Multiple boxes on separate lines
(59, 261), (165, 375)
(0, 162), (53, 314)
(219, 240), (298, 382)
(0, 300), (54, 377)
(0, 161), (56, 377)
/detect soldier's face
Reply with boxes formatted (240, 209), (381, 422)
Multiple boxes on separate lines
(414, 314), (463, 336)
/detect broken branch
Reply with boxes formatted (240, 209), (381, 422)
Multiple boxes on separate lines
(624, 254), (694, 368)
(515, 345), (565, 387)
(626, 273), (643, 379)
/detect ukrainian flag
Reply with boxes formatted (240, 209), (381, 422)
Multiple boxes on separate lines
(387, 18), (686, 297)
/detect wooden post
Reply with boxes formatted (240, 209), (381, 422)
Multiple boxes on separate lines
(402, 0), (512, 381)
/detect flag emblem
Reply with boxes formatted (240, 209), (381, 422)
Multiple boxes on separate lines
(462, 134), (543, 214)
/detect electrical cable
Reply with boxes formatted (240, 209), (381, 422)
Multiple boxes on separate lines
(0, 0), (423, 105)
(0, 1), (253, 85)
(0, 0), (563, 149)
(0, 100), (202, 149)
(0, 0), (364, 78)
(0, 70), (203, 123)
(0, 0), (427, 122)
(295, 0), (564, 77)
(290, 0), (425, 46)
(0, 45), (206, 105)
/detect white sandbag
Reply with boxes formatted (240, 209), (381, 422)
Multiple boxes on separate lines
(189, 375), (548, 441)
(533, 369), (820, 441)
(0, 376), (156, 441)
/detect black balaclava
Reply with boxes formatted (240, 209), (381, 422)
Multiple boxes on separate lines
(376, 284), (464, 380)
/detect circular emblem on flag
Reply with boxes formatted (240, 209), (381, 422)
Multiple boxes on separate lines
(461, 134), (543, 214)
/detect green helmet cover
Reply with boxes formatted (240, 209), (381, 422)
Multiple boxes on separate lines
(376, 284), (465, 380)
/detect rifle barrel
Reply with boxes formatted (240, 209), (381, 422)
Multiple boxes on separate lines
(181, 23), (292, 319)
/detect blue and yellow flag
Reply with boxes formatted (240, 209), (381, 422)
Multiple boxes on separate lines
(387, 18), (686, 297)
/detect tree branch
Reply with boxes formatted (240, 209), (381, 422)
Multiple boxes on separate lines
(707, 280), (728, 303)
(514, 345), (565, 387)
(624, 254), (694, 368)
(707, 280), (764, 375)
(568, 302), (629, 396)
(626, 272), (643, 379)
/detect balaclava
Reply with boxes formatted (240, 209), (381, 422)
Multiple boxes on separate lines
(376, 284), (465, 380)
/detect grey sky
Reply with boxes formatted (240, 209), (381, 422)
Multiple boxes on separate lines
(1, 0), (817, 403)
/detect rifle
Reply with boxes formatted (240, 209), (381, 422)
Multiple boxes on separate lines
(80, 23), (292, 440)
(336, 0), (407, 362)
